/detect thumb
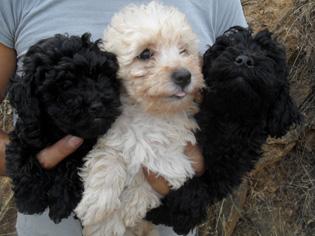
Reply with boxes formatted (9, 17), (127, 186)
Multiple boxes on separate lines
(37, 135), (83, 169)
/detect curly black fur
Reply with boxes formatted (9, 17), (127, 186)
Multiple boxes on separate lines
(5, 33), (121, 223)
(146, 26), (302, 234)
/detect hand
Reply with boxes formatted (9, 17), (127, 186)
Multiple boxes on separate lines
(184, 142), (205, 176)
(143, 142), (205, 196)
(36, 135), (83, 169)
(0, 134), (83, 176)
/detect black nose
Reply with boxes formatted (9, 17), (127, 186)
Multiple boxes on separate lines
(234, 55), (254, 67)
(89, 102), (103, 113)
(171, 69), (191, 89)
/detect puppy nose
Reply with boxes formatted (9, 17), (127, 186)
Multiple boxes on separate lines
(171, 69), (191, 89)
(234, 55), (254, 67)
(89, 102), (103, 113)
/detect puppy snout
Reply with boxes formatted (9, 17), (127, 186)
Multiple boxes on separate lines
(234, 55), (254, 67)
(89, 102), (103, 113)
(171, 68), (191, 89)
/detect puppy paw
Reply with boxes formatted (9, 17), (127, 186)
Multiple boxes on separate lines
(75, 192), (121, 226)
(120, 183), (160, 227)
(48, 179), (82, 223)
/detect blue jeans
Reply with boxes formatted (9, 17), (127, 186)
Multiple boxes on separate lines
(16, 210), (198, 236)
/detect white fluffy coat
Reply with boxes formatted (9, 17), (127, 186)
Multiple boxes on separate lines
(75, 97), (197, 236)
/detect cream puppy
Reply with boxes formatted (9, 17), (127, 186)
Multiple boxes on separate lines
(75, 2), (204, 236)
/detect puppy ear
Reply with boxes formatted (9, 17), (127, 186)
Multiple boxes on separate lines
(9, 74), (42, 147)
(202, 37), (229, 75)
(255, 30), (303, 137)
(267, 84), (302, 138)
(255, 29), (287, 67)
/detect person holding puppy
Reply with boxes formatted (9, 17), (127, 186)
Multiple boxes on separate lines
(0, 0), (247, 235)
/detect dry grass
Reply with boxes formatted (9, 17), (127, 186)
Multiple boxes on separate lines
(233, 144), (315, 236)
(0, 98), (15, 236)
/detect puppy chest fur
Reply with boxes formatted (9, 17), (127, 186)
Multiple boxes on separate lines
(76, 98), (198, 236)
(97, 98), (197, 183)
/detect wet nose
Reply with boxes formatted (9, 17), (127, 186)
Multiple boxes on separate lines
(171, 68), (191, 89)
(234, 55), (254, 67)
(89, 102), (103, 113)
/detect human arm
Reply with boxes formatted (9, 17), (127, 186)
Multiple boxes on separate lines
(0, 130), (9, 176)
(0, 43), (16, 176)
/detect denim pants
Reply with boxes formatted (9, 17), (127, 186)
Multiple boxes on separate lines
(16, 210), (198, 236)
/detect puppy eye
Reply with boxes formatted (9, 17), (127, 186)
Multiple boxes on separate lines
(137, 48), (153, 60)
(180, 49), (188, 55)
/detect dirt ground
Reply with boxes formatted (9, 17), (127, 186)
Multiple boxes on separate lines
(0, 0), (314, 236)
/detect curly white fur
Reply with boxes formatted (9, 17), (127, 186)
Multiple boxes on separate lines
(75, 2), (204, 236)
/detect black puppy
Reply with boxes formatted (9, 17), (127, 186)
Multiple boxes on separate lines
(146, 26), (302, 234)
(6, 33), (121, 223)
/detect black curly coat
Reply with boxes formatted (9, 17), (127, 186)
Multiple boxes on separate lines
(146, 26), (302, 234)
(6, 33), (121, 223)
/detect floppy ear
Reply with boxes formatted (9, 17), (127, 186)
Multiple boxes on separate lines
(9, 74), (43, 148)
(267, 84), (302, 138)
(202, 37), (230, 76)
(255, 30), (303, 137)
(255, 29), (287, 72)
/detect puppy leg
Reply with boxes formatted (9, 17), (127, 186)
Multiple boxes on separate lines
(128, 220), (159, 236)
(75, 150), (127, 228)
(48, 158), (83, 223)
(120, 172), (160, 228)
(6, 143), (49, 214)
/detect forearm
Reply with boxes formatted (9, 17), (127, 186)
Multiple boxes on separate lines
(0, 43), (16, 100)
(0, 150), (5, 176)
(0, 130), (9, 176)
(0, 43), (16, 176)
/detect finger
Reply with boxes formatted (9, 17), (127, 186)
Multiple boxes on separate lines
(37, 135), (83, 169)
(185, 142), (205, 176)
(143, 167), (170, 196)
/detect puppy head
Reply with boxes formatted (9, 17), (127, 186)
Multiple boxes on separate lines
(202, 26), (301, 136)
(10, 33), (121, 140)
(102, 2), (204, 114)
